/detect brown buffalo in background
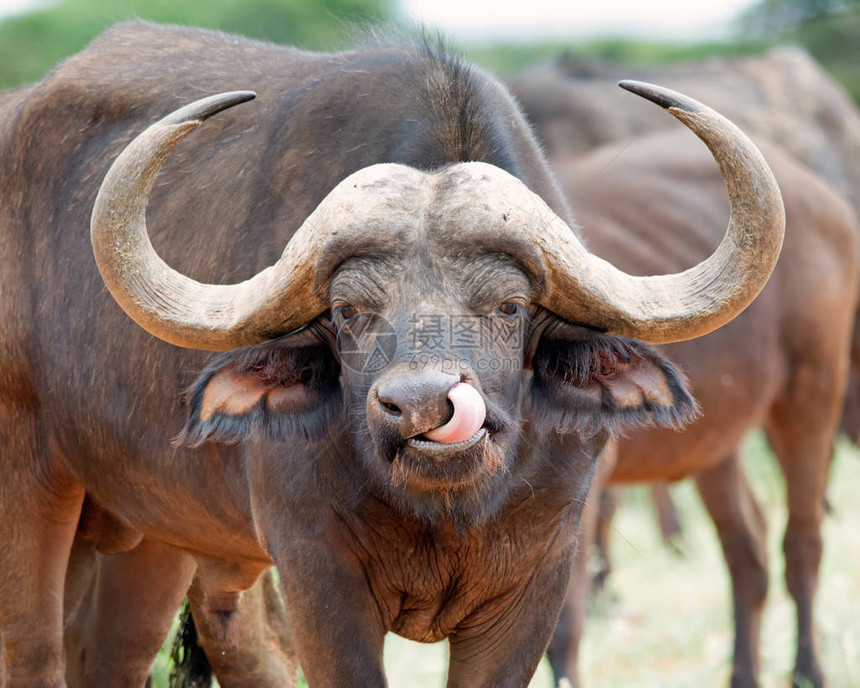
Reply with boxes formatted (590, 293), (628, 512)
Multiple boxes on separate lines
(510, 50), (860, 688)
(509, 47), (860, 212)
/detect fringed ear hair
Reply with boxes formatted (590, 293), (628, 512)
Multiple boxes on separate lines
(179, 335), (340, 447)
(530, 327), (698, 439)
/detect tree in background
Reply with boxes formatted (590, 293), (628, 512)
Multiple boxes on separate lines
(741, 0), (860, 100)
(0, 0), (393, 89)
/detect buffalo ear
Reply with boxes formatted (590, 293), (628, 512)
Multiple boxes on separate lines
(179, 329), (340, 447)
(530, 325), (697, 437)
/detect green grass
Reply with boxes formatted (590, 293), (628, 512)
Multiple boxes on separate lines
(573, 434), (860, 688)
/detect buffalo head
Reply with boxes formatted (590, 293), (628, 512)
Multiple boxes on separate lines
(90, 83), (784, 523)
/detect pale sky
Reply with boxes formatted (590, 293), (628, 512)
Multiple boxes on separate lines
(0, 0), (759, 41)
(401, 0), (758, 42)
(0, 0), (40, 17)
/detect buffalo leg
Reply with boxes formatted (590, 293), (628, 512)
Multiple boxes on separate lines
(590, 487), (619, 592)
(187, 567), (299, 687)
(695, 453), (768, 688)
(546, 443), (617, 688)
(591, 483), (681, 595)
(64, 538), (197, 688)
(447, 539), (577, 688)
(0, 404), (84, 688)
(268, 535), (387, 687)
(651, 483), (684, 551)
(545, 486), (601, 688)
(763, 319), (850, 688)
(766, 414), (837, 687)
(63, 538), (97, 623)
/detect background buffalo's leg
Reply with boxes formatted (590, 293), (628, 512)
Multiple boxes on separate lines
(63, 538), (97, 623)
(590, 487), (618, 592)
(763, 299), (852, 688)
(61, 537), (96, 687)
(64, 538), (196, 688)
(766, 398), (843, 686)
(591, 482), (681, 595)
(764, 431), (829, 688)
(651, 483), (684, 551)
(695, 453), (768, 688)
(838, 370), (860, 443)
(0, 406), (84, 688)
(187, 567), (298, 688)
(546, 443), (617, 688)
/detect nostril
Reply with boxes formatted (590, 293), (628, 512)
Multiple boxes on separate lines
(380, 400), (402, 417)
(374, 370), (461, 438)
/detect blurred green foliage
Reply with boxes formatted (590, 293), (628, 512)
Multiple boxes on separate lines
(466, 0), (860, 103)
(740, 0), (857, 32)
(740, 0), (860, 101)
(464, 37), (768, 78)
(3, 0), (858, 105)
(0, 0), (393, 89)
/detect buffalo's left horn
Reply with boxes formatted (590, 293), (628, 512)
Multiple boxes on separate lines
(531, 80), (785, 344)
(91, 91), (336, 351)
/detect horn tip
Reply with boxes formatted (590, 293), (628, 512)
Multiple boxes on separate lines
(163, 90), (257, 126)
(618, 80), (704, 114)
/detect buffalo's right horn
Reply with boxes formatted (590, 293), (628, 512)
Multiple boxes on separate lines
(530, 81), (785, 344)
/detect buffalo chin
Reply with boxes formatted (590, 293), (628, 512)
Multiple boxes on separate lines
(376, 430), (516, 525)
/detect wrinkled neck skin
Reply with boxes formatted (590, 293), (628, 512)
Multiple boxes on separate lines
(243, 407), (604, 644)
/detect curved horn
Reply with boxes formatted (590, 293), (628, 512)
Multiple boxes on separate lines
(91, 91), (332, 351)
(533, 80), (785, 344)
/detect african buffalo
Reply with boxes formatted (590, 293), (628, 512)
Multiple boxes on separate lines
(0, 23), (783, 687)
(511, 48), (860, 686)
(541, 134), (857, 688)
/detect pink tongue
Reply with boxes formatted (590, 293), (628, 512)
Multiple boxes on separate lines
(423, 383), (486, 444)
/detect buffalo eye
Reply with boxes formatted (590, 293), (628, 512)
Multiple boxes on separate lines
(335, 304), (358, 321)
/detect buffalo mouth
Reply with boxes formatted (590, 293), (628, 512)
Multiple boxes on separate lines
(406, 427), (487, 453)
(390, 427), (504, 491)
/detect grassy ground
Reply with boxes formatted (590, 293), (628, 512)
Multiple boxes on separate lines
(566, 433), (860, 688)
(152, 432), (860, 687)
